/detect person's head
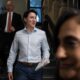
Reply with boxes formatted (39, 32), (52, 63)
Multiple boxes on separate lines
(6, 0), (14, 12)
(55, 9), (80, 79)
(23, 9), (37, 29)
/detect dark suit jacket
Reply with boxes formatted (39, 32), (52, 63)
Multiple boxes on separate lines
(0, 12), (24, 65)
(0, 12), (24, 33)
(0, 12), (24, 51)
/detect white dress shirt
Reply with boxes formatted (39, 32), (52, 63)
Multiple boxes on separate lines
(7, 27), (50, 72)
(4, 12), (13, 32)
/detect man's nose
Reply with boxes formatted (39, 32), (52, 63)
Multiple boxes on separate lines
(56, 46), (67, 59)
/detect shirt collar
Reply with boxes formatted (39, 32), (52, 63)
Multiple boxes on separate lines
(23, 27), (37, 33)
(7, 12), (13, 14)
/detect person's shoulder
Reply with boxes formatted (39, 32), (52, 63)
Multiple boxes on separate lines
(36, 28), (46, 37)
(0, 12), (6, 16)
(13, 12), (21, 16)
(15, 29), (24, 35)
(36, 27), (45, 33)
(0, 13), (7, 19)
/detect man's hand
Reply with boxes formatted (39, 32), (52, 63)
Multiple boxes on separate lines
(35, 58), (50, 71)
(8, 72), (13, 80)
(11, 26), (15, 32)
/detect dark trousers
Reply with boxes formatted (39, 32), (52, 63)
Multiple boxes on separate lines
(13, 62), (43, 80)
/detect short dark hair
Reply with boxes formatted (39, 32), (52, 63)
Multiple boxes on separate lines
(23, 9), (37, 18)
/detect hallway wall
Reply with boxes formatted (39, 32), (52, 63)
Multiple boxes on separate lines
(0, 0), (28, 17)
(14, 0), (27, 16)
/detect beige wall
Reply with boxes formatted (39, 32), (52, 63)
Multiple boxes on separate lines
(1, 0), (28, 17)
(14, 0), (27, 17)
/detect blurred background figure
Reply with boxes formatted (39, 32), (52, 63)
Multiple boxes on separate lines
(0, 0), (24, 73)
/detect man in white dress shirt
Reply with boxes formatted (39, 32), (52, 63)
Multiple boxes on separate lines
(7, 9), (50, 80)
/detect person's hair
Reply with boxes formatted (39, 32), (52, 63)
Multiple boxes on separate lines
(6, 0), (14, 5)
(54, 9), (80, 52)
(23, 9), (37, 18)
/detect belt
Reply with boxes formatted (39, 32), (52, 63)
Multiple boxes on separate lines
(18, 61), (38, 67)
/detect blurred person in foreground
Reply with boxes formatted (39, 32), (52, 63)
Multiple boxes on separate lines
(55, 9), (80, 80)
(7, 9), (50, 80)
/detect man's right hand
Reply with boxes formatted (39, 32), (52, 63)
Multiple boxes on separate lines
(8, 72), (13, 80)
(11, 26), (15, 32)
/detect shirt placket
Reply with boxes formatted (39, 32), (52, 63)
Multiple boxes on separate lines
(27, 33), (30, 62)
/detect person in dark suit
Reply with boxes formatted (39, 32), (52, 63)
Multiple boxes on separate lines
(0, 0), (24, 72)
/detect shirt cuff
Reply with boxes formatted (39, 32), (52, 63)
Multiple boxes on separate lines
(42, 58), (50, 64)
(43, 51), (50, 59)
(7, 65), (13, 72)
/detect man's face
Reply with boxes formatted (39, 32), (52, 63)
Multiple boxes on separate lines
(24, 12), (37, 28)
(56, 17), (80, 79)
(6, 1), (14, 12)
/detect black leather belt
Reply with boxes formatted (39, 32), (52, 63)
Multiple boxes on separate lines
(18, 61), (38, 67)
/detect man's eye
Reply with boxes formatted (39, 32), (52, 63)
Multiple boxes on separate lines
(63, 40), (76, 49)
